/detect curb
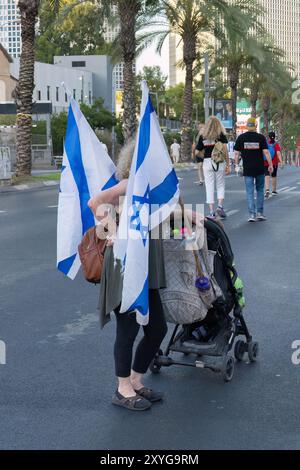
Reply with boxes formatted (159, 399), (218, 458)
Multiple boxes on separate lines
(0, 180), (59, 194)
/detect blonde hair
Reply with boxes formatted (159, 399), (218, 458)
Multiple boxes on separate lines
(202, 116), (226, 141)
(116, 138), (136, 180)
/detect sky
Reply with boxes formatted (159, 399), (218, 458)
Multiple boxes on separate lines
(136, 37), (170, 84)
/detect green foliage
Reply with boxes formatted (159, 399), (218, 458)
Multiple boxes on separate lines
(164, 83), (204, 121)
(51, 112), (68, 155)
(136, 66), (167, 110)
(0, 115), (16, 126)
(80, 98), (116, 130)
(163, 131), (182, 148)
(32, 121), (46, 135)
(36, 0), (114, 63)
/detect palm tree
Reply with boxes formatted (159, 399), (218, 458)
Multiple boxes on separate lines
(215, 0), (266, 138)
(144, 0), (257, 160)
(49, 0), (158, 142)
(14, 0), (40, 176)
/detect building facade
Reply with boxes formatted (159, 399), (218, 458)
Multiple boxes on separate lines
(0, 43), (17, 101)
(259, 0), (300, 78)
(0, 0), (21, 59)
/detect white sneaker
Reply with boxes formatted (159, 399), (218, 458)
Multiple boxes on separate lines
(248, 215), (256, 223)
(257, 213), (267, 221)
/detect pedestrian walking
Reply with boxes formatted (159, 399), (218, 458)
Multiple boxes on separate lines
(234, 118), (273, 222)
(194, 124), (205, 185)
(170, 138), (181, 164)
(195, 116), (230, 219)
(264, 131), (283, 198)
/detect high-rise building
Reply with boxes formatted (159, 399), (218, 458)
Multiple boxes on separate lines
(258, 0), (300, 78)
(102, 5), (136, 93)
(0, 0), (21, 59)
(168, 33), (186, 87)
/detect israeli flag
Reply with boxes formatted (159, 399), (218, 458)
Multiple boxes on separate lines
(114, 81), (180, 325)
(57, 97), (118, 279)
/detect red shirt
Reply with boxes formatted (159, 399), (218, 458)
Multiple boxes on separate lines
(264, 141), (281, 167)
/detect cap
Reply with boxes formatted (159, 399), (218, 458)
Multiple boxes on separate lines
(247, 117), (257, 129)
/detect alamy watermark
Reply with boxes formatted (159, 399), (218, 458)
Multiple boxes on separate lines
(0, 340), (6, 365)
(291, 340), (300, 365)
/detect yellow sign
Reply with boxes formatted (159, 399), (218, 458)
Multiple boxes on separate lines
(115, 90), (123, 117)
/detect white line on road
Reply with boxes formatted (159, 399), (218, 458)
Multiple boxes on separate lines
(0, 210), (7, 213)
(277, 187), (290, 192)
(280, 186), (297, 193)
(47, 205), (58, 208)
(226, 209), (240, 217)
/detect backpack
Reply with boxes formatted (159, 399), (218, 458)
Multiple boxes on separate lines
(264, 142), (276, 161)
(211, 140), (226, 171)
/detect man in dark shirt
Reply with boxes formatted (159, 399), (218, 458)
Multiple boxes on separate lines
(234, 118), (273, 222)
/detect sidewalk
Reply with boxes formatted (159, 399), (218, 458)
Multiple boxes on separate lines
(0, 163), (197, 194)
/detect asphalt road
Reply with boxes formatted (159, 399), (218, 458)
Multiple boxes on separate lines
(0, 166), (300, 450)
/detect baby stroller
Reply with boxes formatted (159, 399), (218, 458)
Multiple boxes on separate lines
(150, 218), (258, 382)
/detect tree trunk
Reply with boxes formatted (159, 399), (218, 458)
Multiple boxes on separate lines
(181, 60), (194, 161)
(117, 0), (140, 143)
(229, 68), (239, 139)
(250, 85), (258, 118)
(230, 83), (238, 139)
(181, 32), (196, 162)
(14, 0), (40, 176)
(262, 95), (271, 136)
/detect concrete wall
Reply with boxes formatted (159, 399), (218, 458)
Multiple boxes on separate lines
(54, 55), (113, 111)
(10, 60), (93, 114)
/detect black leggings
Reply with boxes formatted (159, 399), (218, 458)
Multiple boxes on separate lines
(114, 289), (168, 378)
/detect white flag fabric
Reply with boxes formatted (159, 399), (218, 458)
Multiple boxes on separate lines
(114, 81), (180, 326)
(57, 98), (118, 279)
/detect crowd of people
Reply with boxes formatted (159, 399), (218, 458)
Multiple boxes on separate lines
(171, 116), (285, 222)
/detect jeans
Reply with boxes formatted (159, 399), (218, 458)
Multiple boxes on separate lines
(244, 174), (265, 216)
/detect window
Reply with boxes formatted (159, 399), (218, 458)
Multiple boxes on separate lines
(89, 90), (92, 105)
(47, 86), (50, 101)
(56, 87), (59, 102)
(72, 61), (86, 68)
(65, 92), (68, 103)
(37, 90), (41, 100)
(73, 89), (76, 99)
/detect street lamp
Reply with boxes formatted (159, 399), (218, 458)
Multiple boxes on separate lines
(79, 76), (84, 103)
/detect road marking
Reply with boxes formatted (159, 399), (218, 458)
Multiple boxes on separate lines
(0, 210), (7, 213)
(282, 186), (297, 193)
(47, 205), (58, 208)
(277, 186), (290, 192)
(226, 209), (240, 217)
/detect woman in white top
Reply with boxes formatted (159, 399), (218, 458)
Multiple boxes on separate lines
(195, 116), (230, 219)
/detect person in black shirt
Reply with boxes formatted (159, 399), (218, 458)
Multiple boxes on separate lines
(195, 116), (230, 219)
(234, 118), (273, 222)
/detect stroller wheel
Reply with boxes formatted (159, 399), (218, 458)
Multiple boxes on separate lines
(221, 354), (235, 382)
(234, 340), (246, 361)
(248, 341), (259, 362)
(150, 349), (163, 374)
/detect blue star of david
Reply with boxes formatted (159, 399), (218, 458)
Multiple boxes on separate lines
(130, 185), (151, 245)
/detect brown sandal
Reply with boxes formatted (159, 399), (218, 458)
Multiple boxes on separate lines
(112, 390), (152, 411)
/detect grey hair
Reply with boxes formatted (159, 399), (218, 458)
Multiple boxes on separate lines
(116, 138), (136, 180)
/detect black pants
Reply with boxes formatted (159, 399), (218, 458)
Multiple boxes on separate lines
(114, 289), (168, 378)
